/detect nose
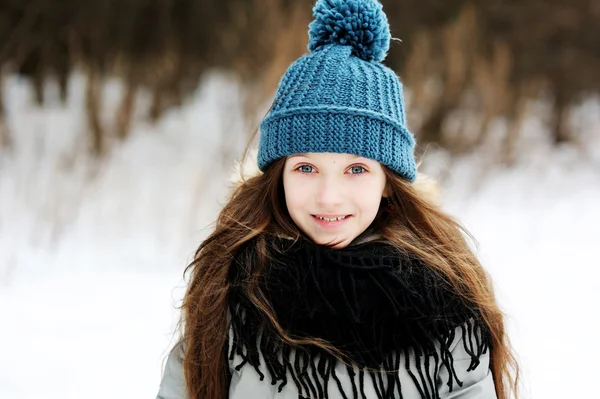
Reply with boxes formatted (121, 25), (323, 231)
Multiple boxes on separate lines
(315, 174), (345, 207)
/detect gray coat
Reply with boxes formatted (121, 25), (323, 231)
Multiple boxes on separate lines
(156, 322), (497, 399)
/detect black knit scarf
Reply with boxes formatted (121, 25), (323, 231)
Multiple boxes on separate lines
(227, 237), (492, 399)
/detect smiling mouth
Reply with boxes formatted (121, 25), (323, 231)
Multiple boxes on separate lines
(312, 215), (352, 222)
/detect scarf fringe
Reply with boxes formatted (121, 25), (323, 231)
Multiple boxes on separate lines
(227, 238), (492, 399)
(228, 315), (489, 399)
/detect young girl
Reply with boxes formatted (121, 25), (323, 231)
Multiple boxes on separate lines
(156, 0), (520, 398)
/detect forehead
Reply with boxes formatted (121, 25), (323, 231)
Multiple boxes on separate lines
(287, 152), (374, 163)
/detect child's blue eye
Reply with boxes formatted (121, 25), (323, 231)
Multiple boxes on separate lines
(349, 165), (366, 174)
(298, 165), (314, 173)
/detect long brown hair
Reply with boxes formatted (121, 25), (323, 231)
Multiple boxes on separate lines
(178, 148), (521, 399)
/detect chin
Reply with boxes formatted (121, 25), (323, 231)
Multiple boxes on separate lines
(331, 240), (351, 249)
(310, 234), (354, 249)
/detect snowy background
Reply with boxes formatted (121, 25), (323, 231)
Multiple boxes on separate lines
(1, 72), (599, 399)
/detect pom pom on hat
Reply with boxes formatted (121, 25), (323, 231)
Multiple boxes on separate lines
(308, 0), (390, 62)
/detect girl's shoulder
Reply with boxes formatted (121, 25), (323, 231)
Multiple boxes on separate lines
(156, 341), (186, 399)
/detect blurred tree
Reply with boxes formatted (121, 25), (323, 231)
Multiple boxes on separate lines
(0, 0), (597, 159)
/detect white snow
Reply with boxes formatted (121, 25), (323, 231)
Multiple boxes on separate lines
(1, 72), (599, 399)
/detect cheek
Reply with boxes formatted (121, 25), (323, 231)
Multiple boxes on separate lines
(360, 193), (383, 213)
(357, 178), (386, 212)
(283, 175), (309, 212)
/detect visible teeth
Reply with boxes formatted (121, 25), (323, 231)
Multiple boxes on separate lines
(317, 215), (347, 222)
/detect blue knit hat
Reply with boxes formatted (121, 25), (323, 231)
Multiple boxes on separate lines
(258, 0), (416, 182)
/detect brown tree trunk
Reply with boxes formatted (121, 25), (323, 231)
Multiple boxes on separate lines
(85, 69), (105, 156)
(553, 88), (572, 143)
(116, 81), (137, 140)
(0, 76), (11, 149)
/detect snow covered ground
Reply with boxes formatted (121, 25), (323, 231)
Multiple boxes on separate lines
(1, 72), (598, 398)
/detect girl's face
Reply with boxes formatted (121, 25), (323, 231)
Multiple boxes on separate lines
(283, 152), (389, 249)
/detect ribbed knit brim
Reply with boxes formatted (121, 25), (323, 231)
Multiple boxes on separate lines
(258, 105), (416, 181)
